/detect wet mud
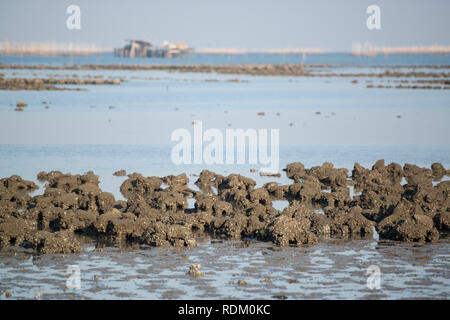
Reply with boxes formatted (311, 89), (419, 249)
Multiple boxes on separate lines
(1, 64), (449, 78)
(0, 237), (448, 299)
(0, 77), (121, 91)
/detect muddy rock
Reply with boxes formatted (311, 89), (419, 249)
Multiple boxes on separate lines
(125, 195), (159, 217)
(433, 212), (450, 232)
(96, 213), (154, 242)
(219, 187), (253, 211)
(164, 173), (189, 189)
(318, 186), (351, 209)
(309, 213), (332, 237)
(113, 170), (127, 177)
(431, 163), (446, 180)
(51, 209), (98, 232)
(120, 174), (163, 199)
(51, 192), (79, 210)
(263, 182), (287, 199)
(75, 181), (103, 197)
(0, 77), (120, 91)
(281, 201), (314, 219)
(246, 204), (278, 236)
(377, 201), (439, 242)
(96, 192), (115, 214)
(194, 170), (217, 194)
(404, 181), (449, 218)
(284, 162), (306, 179)
(0, 217), (37, 248)
(264, 214), (318, 246)
(372, 159), (385, 171)
(354, 169), (387, 191)
(306, 162), (348, 189)
(189, 264), (204, 277)
(356, 183), (403, 222)
(405, 174), (432, 187)
(153, 190), (187, 212)
(190, 211), (214, 232)
(216, 174), (256, 193)
(249, 188), (272, 207)
(0, 175), (38, 210)
(33, 206), (63, 231)
(212, 201), (233, 217)
(1, 175), (38, 194)
(384, 162), (404, 184)
(140, 221), (196, 248)
(326, 206), (375, 238)
(286, 180), (321, 203)
(92, 208), (122, 234)
(212, 213), (248, 239)
(352, 163), (370, 184)
(280, 201), (331, 236)
(352, 161), (404, 192)
(0, 161), (448, 254)
(194, 194), (218, 213)
(113, 200), (128, 212)
(372, 161), (404, 184)
(403, 164), (432, 181)
(31, 230), (83, 254)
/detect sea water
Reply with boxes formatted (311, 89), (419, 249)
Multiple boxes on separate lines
(0, 54), (449, 299)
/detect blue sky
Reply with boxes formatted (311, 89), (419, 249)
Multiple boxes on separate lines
(1, 0), (449, 51)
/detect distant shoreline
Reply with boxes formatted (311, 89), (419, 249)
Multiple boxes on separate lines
(1, 51), (450, 57)
(1, 63), (449, 76)
(195, 48), (324, 54)
(1, 43), (450, 56)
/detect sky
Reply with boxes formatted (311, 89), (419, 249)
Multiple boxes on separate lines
(0, 0), (449, 51)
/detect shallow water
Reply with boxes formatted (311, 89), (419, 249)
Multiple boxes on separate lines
(1, 68), (449, 146)
(0, 237), (448, 300)
(1, 52), (450, 66)
(0, 56), (449, 299)
(0, 144), (448, 201)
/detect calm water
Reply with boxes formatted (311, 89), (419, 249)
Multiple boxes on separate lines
(0, 144), (448, 201)
(1, 52), (450, 66)
(0, 55), (449, 299)
(1, 68), (449, 146)
(0, 238), (449, 300)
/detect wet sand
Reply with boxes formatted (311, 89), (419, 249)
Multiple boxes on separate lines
(0, 237), (448, 299)
(0, 75), (122, 91)
(1, 64), (449, 78)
